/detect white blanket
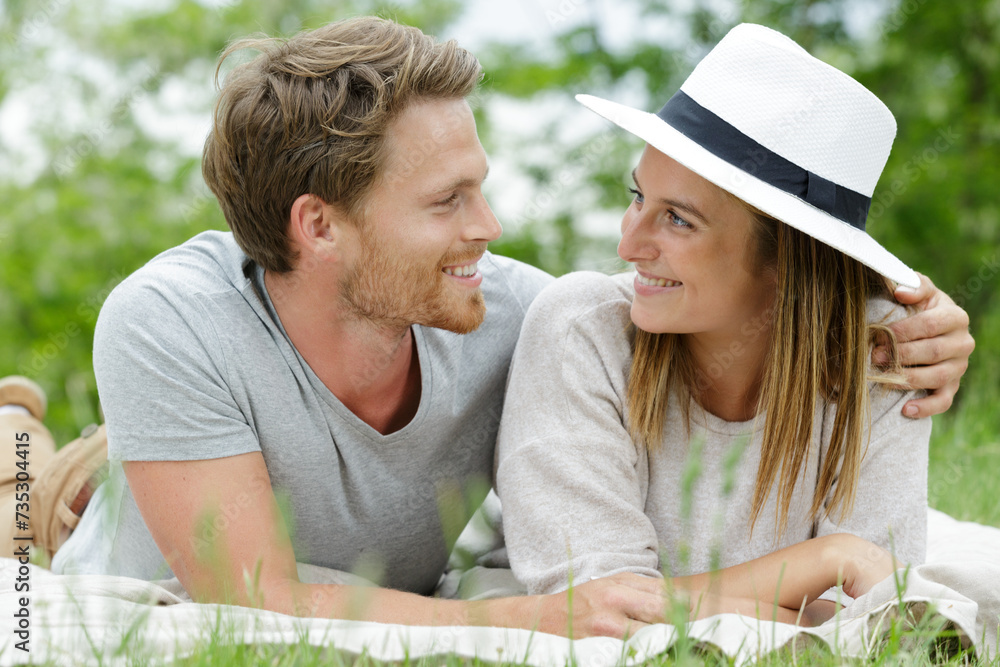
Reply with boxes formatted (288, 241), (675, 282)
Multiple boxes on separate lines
(1, 509), (997, 666)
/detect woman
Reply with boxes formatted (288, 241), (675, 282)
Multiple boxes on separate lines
(495, 24), (931, 626)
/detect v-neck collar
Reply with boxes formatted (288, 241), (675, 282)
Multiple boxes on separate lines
(244, 262), (432, 442)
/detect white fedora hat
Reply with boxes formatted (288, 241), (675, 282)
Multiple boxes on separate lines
(576, 23), (919, 288)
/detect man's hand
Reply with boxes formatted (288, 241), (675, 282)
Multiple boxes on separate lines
(877, 272), (975, 418)
(534, 573), (667, 639)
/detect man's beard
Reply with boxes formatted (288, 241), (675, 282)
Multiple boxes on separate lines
(340, 233), (487, 335)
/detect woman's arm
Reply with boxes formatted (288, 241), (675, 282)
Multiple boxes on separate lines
(671, 533), (896, 612)
(815, 362), (931, 567)
(564, 534), (896, 627)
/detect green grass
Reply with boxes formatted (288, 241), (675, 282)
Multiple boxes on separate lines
(928, 397), (1000, 528)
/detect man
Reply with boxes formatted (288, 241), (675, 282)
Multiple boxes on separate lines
(2, 17), (974, 637)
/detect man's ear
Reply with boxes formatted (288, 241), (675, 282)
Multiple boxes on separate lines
(287, 193), (344, 259)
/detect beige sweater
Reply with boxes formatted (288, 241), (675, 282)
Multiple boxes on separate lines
(496, 271), (931, 595)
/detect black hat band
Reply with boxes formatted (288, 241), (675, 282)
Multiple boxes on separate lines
(657, 90), (870, 230)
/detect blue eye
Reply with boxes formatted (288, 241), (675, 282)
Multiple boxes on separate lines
(668, 212), (693, 229)
(628, 187), (644, 205)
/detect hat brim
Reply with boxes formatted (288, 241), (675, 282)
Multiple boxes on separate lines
(576, 94), (920, 289)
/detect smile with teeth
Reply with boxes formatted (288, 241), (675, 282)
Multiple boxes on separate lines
(443, 262), (478, 277)
(636, 274), (681, 288)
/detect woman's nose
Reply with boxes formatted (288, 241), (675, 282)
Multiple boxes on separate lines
(617, 209), (656, 263)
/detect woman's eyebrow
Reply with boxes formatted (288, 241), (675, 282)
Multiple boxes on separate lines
(631, 168), (711, 225)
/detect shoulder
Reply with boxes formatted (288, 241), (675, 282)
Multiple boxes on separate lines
(526, 270), (634, 327)
(855, 295), (925, 421)
(95, 231), (252, 357)
(516, 271), (636, 366)
(866, 294), (909, 327)
(112, 230), (248, 298)
(98, 231), (249, 324)
(864, 293), (915, 385)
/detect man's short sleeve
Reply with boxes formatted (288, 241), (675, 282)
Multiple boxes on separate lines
(94, 275), (258, 462)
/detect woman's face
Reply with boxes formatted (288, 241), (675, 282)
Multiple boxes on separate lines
(618, 145), (776, 338)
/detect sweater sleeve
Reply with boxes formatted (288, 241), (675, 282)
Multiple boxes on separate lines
(495, 272), (661, 595)
(814, 300), (931, 566)
(814, 386), (930, 566)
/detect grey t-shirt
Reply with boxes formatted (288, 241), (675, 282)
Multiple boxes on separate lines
(52, 231), (552, 594)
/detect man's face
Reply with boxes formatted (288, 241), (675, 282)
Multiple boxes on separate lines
(338, 97), (501, 334)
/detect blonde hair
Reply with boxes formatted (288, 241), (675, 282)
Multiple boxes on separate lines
(626, 204), (905, 535)
(202, 17), (482, 273)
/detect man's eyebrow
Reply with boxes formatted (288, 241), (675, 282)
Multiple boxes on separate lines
(631, 168), (711, 225)
(423, 166), (490, 200)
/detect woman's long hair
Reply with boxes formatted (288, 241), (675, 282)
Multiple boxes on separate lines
(625, 204), (906, 535)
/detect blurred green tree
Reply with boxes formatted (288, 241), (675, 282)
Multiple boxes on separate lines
(0, 0), (995, 445)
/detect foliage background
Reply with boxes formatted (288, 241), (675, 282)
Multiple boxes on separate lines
(0, 0), (997, 522)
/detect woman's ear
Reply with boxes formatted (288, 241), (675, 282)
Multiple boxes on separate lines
(288, 193), (343, 259)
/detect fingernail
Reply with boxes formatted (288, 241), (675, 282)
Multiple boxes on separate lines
(872, 347), (888, 364)
(904, 405), (919, 418)
(895, 284), (918, 295)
